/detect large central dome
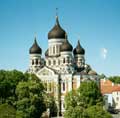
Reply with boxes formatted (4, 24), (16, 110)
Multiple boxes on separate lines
(48, 16), (66, 39)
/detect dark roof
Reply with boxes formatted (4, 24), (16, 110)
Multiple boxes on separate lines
(73, 40), (85, 55)
(60, 37), (73, 52)
(29, 37), (42, 54)
(48, 16), (66, 39)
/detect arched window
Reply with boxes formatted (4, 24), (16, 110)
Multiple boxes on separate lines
(63, 82), (65, 91)
(32, 60), (34, 65)
(63, 58), (65, 63)
(36, 59), (38, 65)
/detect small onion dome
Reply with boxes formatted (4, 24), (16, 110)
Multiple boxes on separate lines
(88, 70), (97, 75)
(29, 37), (42, 54)
(73, 40), (85, 55)
(61, 37), (73, 52)
(48, 16), (66, 39)
(45, 49), (48, 57)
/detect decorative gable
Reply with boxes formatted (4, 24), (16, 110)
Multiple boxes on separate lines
(37, 66), (56, 76)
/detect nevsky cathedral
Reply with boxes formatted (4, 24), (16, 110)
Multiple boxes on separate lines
(28, 15), (99, 115)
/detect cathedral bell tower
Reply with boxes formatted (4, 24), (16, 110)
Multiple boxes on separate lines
(60, 35), (74, 73)
(29, 36), (42, 73)
(73, 40), (85, 71)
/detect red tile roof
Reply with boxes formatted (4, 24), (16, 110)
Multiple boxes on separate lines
(100, 79), (120, 94)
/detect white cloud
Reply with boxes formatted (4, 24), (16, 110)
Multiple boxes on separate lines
(101, 48), (108, 60)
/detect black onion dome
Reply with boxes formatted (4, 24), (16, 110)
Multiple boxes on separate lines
(61, 37), (73, 52)
(48, 16), (66, 39)
(29, 37), (42, 54)
(73, 40), (85, 55)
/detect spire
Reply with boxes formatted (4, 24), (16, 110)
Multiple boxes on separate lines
(55, 8), (59, 25)
(77, 40), (80, 47)
(56, 8), (58, 16)
(34, 32), (37, 43)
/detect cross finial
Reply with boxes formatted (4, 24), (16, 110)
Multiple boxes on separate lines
(56, 8), (58, 17)
(34, 32), (37, 37)
(78, 34), (80, 41)
(34, 32), (37, 41)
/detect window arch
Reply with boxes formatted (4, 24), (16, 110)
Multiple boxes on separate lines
(36, 59), (38, 65)
(63, 58), (65, 63)
(32, 60), (34, 65)
(63, 82), (65, 91)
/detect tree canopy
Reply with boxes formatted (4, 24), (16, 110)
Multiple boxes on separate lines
(0, 70), (47, 118)
(108, 76), (120, 84)
(0, 103), (16, 118)
(64, 81), (112, 118)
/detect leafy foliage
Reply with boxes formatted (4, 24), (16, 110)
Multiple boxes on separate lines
(16, 78), (46, 118)
(0, 103), (16, 118)
(85, 105), (112, 118)
(64, 81), (112, 118)
(0, 70), (47, 118)
(44, 95), (58, 117)
(108, 76), (120, 84)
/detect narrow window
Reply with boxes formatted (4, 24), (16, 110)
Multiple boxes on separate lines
(32, 60), (34, 65)
(63, 82), (65, 91)
(63, 58), (65, 63)
(36, 59), (38, 65)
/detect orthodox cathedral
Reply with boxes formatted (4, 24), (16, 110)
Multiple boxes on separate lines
(28, 15), (99, 115)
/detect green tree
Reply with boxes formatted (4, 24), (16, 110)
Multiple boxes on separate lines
(108, 76), (120, 84)
(85, 105), (112, 118)
(77, 81), (103, 107)
(0, 70), (27, 105)
(64, 81), (112, 118)
(16, 75), (46, 118)
(0, 103), (16, 118)
(45, 95), (58, 117)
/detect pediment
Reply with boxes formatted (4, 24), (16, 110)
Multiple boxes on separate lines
(37, 66), (56, 76)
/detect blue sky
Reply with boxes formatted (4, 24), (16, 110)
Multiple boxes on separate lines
(0, 0), (120, 76)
